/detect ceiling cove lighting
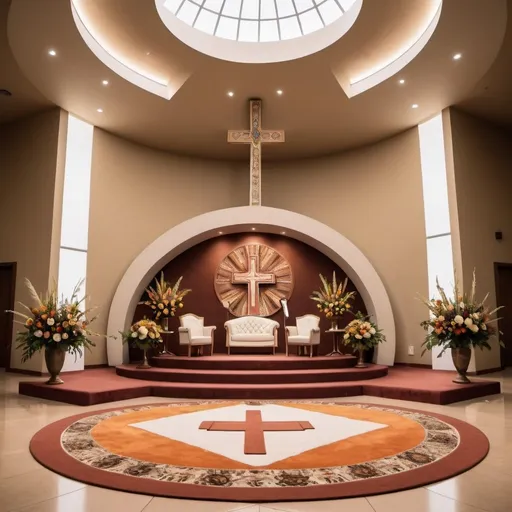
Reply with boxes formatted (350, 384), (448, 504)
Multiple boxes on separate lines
(97, 108), (103, 113)
(102, 80), (109, 85)
(453, 53), (462, 60)
(277, 89), (283, 95)
(227, 91), (234, 97)
(398, 79), (405, 85)
(48, 49), (57, 56)
(412, 104), (419, 109)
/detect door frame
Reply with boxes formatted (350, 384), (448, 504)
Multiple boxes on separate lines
(494, 262), (512, 368)
(0, 262), (17, 371)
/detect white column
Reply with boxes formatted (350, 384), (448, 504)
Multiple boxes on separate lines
(58, 115), (94, 372)
(418, 114), (455, 370)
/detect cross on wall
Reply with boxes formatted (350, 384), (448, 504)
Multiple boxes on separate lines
(228, 99), (285, 206)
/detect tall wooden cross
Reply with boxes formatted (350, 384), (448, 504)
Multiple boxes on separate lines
(228, 99), (285, 206)
(232, 253), (275, 315)
(199, 410), (314, 455)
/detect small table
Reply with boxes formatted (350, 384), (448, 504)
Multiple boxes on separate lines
(160, 330), (175, 356)
(325, 329), (345, 356)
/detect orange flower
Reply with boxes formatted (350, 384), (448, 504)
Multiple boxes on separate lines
(36, 321), (43, 329)
(50, 310), (56, 317)
(26, 318), (34, 327)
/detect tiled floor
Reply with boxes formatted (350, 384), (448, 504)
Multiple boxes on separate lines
(0, 369), (510, 512)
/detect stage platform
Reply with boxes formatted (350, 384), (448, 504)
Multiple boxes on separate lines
(18, 354), (501, 406)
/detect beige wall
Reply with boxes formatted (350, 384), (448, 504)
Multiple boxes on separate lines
(86, 129), (247, 364)
(263, 129), (430, 364)
(0, 109), (65, 371)
(449, 108), (512, 371)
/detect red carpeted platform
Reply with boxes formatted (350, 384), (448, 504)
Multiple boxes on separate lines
(18, 363), (501, 406)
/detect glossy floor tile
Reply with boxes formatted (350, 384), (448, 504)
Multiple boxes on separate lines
(0, 369), (511, 512)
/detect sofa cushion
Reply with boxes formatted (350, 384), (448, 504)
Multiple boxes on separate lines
(228, 316), (277, 335)
(231, 334), (275, 342)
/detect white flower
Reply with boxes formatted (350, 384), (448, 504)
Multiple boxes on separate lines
(62, 333), (69, 339)
(52, 333), (61, 342)
(355, 334), (363, 340)
(139, 333), (147, 340)
(472, 313), (480, 320)
(34, 330), (43, 338)
(464, 318), (473, 327)
(459, 302), (465, 309)
(454, 315), (464, 325)
(438, 316), (445, 322)
(131, 332), (138, 338)
(447, 305), (454, 311)
(481, 323), (487, 331)
(363, 332), (371, 339)
(138, 326), (148, 336)
(470, 324), (479, 333)
(47, 318), (55, 326)
(344, 334), (349, 340)
(369, 327), (376, 335)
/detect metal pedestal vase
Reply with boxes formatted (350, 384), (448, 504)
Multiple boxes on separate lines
(355, 345), (367, 368)
(45, 346), (66, 385)
(137, 347), (151, 369)
(451, 347), (472, 384)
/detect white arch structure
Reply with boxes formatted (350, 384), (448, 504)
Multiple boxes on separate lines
(107, 207), (395, 366)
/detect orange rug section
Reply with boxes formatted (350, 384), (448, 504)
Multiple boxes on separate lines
(90, 403), (425, 470)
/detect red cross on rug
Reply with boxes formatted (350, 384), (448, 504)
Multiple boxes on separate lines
(198, 410), (314, 455)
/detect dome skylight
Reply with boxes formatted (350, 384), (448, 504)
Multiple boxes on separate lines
(163, 0), (358, 43)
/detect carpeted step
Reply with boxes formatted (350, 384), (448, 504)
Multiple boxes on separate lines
(150, 354), (358, 370)
(116, 364), (388, 384)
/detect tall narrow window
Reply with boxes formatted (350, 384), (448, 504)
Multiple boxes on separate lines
(58, 115), (93, 372)
(418, 114), (455, 370)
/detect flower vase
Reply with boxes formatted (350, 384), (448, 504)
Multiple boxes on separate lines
(355, 344), (367, 368)
(45, 346), (66, 385)
(331, 320), (338, 331)
(451, 347), (472, 384)
(137, 347), (151, 369)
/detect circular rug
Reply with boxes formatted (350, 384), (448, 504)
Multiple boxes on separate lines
(30, 401), (489, 502)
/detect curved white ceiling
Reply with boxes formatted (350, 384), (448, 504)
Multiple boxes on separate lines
(162, 0), (358, 42)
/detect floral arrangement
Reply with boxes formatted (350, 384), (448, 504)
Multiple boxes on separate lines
(343, 312), (385, 350)
(310, 272), (356, 320)
(6, 279), (97, 363)
(420, 271), (503, 356)
(140, 273), (190, 321)
(120, 318), (163, 349)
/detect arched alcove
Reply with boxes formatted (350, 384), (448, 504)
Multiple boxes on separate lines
(107, 207), (396, 366)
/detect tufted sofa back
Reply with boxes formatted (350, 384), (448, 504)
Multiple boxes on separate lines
(226, 316), (279, 335)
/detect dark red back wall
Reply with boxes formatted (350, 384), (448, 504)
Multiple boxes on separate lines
(132, 233), (366, 357)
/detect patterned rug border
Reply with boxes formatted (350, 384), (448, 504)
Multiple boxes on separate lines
(30, 401), (489, 502)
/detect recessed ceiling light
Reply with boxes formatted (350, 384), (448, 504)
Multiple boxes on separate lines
(146, 51), (151, 56)
(412, 104), (419, 109)
(251, 227), (256, 231)
(218, 231), (223, 234)
(48, 49), (57, 56)
(453, 53), (462, 60)
(227, 91), (234, 97)
(97, 108), (103, 113)
(277, 90), (283, 95)
(281, 231), (286, 235)
(102, 80), (109, 85)
(398, 79), (405, 84)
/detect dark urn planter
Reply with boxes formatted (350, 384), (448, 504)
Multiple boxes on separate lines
(451, 347), (472, 384)
(44, 346), (66, 385)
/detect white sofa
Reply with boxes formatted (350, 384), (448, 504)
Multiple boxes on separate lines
(178, 314), (216, 357)
(224, 316), (280, 355)
(285, 314), (321, 357)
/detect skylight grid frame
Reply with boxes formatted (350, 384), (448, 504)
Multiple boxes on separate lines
(168, 0), (352, 42)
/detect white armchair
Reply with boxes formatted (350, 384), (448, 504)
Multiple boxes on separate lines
(285, 315), (321, 357)
(178, 314), (216, 357)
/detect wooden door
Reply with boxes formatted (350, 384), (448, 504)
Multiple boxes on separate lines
(0, 263), (16, 369)
(495, 263), (512, 368)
